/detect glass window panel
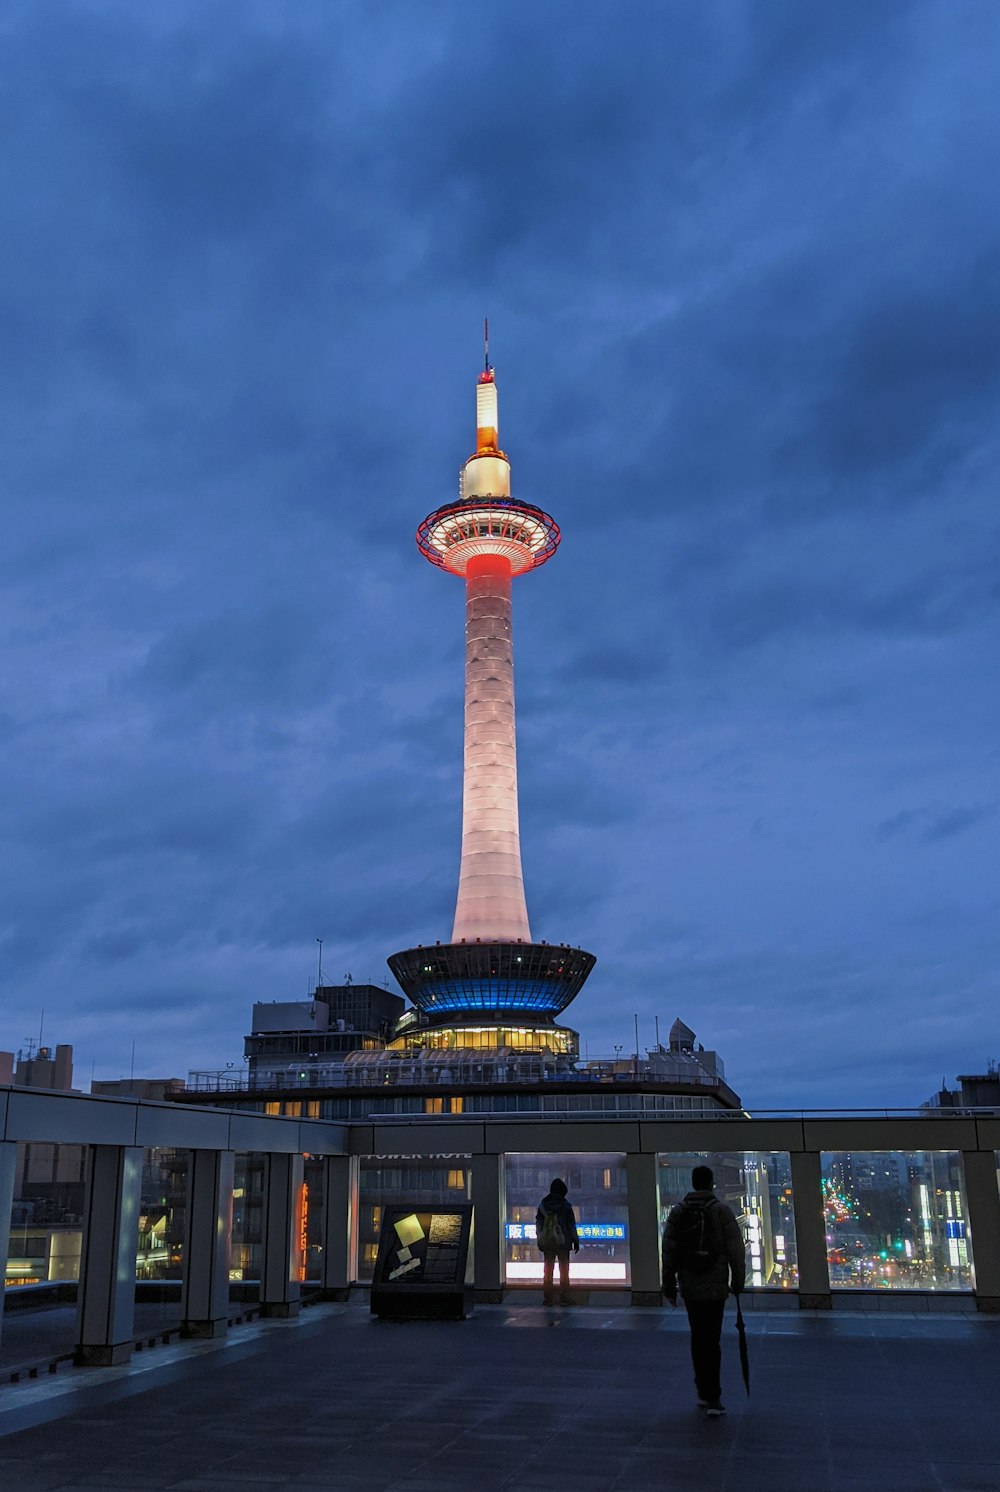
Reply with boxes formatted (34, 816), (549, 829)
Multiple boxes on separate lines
(503, 1153), (630, 1286)
(821, 1150), (971, 1291)
(229, 1152), (265, 1300)
(5, 1140), (86, 1291)
(136, 1148), (189, 1281)
(657, 1152), (798, 1288)
(302, 1156), (324, 1285)
(356, 1155), (472, 1283)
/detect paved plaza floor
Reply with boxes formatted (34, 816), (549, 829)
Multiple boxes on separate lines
(0, 1297), (997, 1491)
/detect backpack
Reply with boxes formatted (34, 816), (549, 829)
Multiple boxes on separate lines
(673, 1198), (721, 1274)
(537, 1206), (566, 1251)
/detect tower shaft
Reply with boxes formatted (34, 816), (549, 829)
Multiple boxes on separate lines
(452, 551), (531, 943)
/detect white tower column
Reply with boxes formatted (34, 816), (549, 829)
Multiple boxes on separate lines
(452, 552), (531, 943)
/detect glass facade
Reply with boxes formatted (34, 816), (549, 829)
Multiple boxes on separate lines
(821, 1151), (971, 1291)
(5, 1140), (86, 1288)
(657, 1152), (798, 1288)
(392, 1024), (577, 1054)
(503, 1153), (630, 1285)
(355, 1155), (472, 1283)
(136, 1148), (189, 1281)
(229, 1153), (264, 1293)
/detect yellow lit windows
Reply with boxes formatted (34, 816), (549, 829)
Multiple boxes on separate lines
(451, 1096), (464, 1114)
(603, 1168), (612, 1190)
(264, 1102), (280, 1116)
(424, 1098), (444, 1114)
(283, 1101), (302, 1118)
(447, 1169), (466, 1189)
(306, 1101), (320, 1119)
(363, 1243), (378, 1265)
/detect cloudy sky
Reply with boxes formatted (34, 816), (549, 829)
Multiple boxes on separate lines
(1, 1), (997, 1107)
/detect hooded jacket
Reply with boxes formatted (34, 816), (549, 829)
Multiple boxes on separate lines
(662, 1189), (747, 1303)
(535, 1193), (579, 1254)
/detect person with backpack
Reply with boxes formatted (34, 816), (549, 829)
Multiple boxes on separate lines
(662, 1164), (747, 1417)
(536, 1177), (580, 1305)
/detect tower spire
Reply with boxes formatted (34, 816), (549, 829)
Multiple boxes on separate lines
(484, 316), (490, 375)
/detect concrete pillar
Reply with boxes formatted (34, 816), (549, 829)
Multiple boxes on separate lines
(259, 1152), (304, 1318)
(626, 1151), (662, 1306)
(790, 1150), (831, 1309)
(75, 1145), (143, 1365)
(320, 1155), (352, 1300)
(471, 1152), (504, 1302)
(181, 1149), (235, 1338)
(0, 1142), (16, 1356)
(960, 1150), (1000, 1313)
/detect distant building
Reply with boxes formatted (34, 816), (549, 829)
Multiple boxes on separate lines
(925, 1062), (1000, 1110)
(0, 1042), (74, 1092)
(2, 1041), (83, 1286)
(244, 982), (405, 1086)
(186, 1010), (740, 1120)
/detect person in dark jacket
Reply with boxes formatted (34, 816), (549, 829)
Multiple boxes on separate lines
(662, 1165), (747, 1417)
(536, 1177), (580, 1305)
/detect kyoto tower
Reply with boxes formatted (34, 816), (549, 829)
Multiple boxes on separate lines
(388, 331), (595, 1051)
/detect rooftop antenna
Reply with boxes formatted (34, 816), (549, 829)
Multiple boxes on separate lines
(316, 938), (324, 988)
(654, 1015), (660, 1051)
(484, 316), (490, 374)
(38, 1009), (44, 1049)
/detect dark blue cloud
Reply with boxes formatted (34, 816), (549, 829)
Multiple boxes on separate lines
(0, 0), (997, 1104)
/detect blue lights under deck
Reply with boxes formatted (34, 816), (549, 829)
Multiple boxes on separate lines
(387, 941), (596, 1021)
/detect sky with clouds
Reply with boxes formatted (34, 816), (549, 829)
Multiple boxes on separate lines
(1, 1), (997, 1107)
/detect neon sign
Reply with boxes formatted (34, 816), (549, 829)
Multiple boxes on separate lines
(505, 1222), (627, 1242)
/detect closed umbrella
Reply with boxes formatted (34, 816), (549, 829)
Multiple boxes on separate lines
(735, 1297), (751, 1396)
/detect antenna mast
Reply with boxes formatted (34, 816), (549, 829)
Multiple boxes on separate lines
(484, 316), (490, 373)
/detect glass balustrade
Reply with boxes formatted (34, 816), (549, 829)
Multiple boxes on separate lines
(503, 1153), (630, 1286)
(657, 1151), (798, 1288)
(820, 1150), (971, 1291)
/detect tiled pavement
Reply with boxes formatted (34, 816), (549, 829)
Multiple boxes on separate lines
(0, 1298), (998, 1491)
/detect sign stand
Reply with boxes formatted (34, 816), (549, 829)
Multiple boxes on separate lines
(370, 1203), (474, 1321)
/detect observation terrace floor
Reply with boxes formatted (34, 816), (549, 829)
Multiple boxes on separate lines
(0, 1296), (997, 1492)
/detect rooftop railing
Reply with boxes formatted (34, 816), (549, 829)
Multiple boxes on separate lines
(3, 1084), (1000, 1373)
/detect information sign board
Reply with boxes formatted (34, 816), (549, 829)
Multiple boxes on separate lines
(370, 1203), (473, 1320)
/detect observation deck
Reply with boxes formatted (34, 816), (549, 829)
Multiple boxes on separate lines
(386, 940), (596, 1019)
(416, 496), (560, 577)
(4, 1086), (1000, 1492)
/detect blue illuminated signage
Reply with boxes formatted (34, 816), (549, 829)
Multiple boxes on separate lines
(505, 1222), (627, 1242)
